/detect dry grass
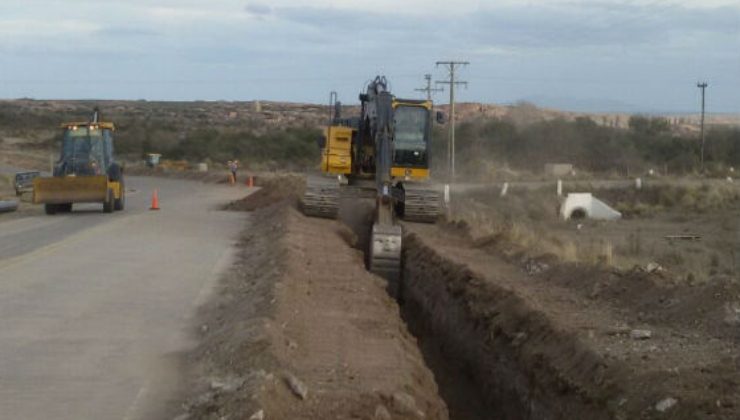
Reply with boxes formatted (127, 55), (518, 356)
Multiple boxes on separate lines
(452, 199), (591, 265)
(604, 182), (740, 217)
(450, 181), (740, 272)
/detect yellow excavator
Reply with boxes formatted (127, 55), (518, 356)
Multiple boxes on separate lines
(33, 109), (125, 214)
(302, 76), (441, 294)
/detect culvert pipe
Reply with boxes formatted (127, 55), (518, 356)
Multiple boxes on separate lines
(0, 200), (19, 213)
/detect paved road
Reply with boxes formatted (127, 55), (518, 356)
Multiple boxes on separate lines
(0, 175), (251, 420)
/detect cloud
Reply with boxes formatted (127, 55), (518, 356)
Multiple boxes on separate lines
(145, 6), (249, 24)
(95, 26), (160, 38)
(0, 0), (736, 111)
(245, 2), (272, 16)
(0, 18), (101, 38)
(464, 2), (740, 50)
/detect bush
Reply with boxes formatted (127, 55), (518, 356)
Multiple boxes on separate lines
(436, 114), (740, 178)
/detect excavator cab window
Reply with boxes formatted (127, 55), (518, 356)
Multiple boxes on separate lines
(393, 106), (429, 167)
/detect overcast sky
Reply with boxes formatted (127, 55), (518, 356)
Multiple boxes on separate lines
(0, 0), (738, 113)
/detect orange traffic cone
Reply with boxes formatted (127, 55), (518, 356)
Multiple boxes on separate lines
(150, 189), (160, 210)
(247, 175), (254, 188)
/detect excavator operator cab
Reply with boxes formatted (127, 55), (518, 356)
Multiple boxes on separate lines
(391, 100), (432, 179)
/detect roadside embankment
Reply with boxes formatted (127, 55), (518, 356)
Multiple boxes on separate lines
(178, 195), (448, 419)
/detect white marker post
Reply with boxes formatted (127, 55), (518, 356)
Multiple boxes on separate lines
(557, 179), (563, 197)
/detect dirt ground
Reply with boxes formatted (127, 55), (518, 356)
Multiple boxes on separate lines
(406, 220), (740, 418)
(176, 196), (447, 419)
(175, 176), (740, 420)
(403, 182), (740, 419)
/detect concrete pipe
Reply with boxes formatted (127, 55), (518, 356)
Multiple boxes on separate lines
(0, 200), (19, 213)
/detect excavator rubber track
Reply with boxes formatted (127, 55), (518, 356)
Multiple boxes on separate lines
(402, 187), (441, 223)
(301, 177), (340, 219)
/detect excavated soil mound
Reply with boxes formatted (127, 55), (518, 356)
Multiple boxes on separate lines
(176, 201), (447, 419)
(259, 208), (447, 419)
(224, 175), (304, 211)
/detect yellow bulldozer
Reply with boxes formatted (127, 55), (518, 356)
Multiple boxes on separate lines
(301, 76), (442, 294)
(33, 109), (125, 215)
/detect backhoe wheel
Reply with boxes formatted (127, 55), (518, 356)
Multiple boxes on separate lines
(114, 180), (125, 211)
(44, 204), (57, 215)
(103, 188), (114, 213)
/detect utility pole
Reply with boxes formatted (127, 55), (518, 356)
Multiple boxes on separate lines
(415, 74), (443, 101)
(697, 82), (708, 172)
(436, 61), (469, 183)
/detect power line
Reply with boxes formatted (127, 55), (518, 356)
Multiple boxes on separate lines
(698, 81), (708, 172)
(435, 60), (469, 183)
(414, 74), (443, 101)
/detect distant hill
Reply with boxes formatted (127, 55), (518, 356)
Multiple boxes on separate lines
(434, 102), (740, 133)
(1, 98), (738, 175)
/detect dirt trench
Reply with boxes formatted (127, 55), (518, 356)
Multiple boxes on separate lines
(400, 232), (608, 419)
(337, 200), (507, 419)
(180, 177), (740, 420)
(399, 221), (740, 420)
(339, 198), (579, 419)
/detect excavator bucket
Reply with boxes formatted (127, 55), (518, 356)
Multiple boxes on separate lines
(32, 175), (109, 204)
(368, 222), (403, 296)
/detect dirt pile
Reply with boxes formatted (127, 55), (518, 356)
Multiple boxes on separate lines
(224, 174), (304, 211)
(259, 208), (446, 419)
(178, 200), (447, 419)
(402, 222), (740, 419)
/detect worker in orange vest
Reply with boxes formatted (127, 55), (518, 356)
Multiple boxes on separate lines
(227, 160), (239, 184)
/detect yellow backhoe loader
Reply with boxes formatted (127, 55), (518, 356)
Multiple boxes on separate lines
(33, 109), (125, 214)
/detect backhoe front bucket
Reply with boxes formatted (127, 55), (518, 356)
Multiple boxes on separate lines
(33, 176), (109, 204)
